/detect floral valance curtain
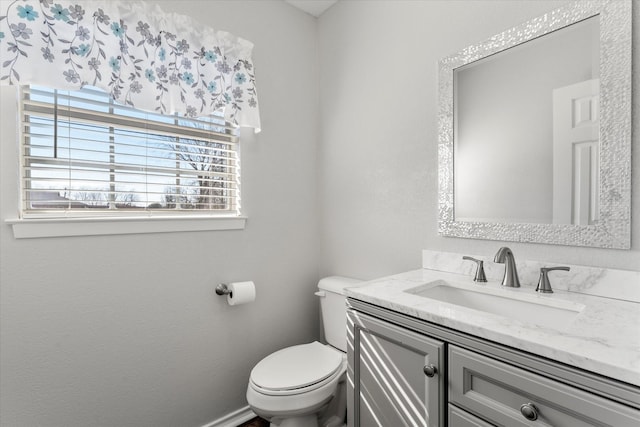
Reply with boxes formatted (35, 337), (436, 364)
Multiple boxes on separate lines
(0, 0), (261, 131)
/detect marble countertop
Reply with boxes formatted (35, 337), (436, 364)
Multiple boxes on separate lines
(345, 268), (640, 387)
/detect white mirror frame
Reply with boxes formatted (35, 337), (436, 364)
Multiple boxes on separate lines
(438, 0), (631, 249)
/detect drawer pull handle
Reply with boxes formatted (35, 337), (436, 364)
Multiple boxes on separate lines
(520, 403), (539, 421)
(423, 364), (437, 377)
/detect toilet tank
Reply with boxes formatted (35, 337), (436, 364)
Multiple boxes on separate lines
(317, 276), (362, 352)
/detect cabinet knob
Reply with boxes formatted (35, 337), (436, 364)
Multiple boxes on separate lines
(423, 364), (437, 377)
(520, 403), (539, 421)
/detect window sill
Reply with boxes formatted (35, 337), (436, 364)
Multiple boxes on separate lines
(6, 215), (246, 239)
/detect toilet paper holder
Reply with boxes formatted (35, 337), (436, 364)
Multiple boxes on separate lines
(215, 283), (232, 296)
(215, 281), (256, 306)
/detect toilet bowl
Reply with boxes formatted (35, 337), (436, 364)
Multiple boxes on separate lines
(246, 342), (346, 427)
(246, 276), (361, 427)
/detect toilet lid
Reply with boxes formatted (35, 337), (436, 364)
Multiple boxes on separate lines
(250, 342), (342, 391)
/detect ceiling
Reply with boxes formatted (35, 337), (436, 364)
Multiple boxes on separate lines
(284, 0), (339, 17)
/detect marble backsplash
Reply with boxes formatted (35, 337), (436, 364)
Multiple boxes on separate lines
(422, 250), (640, 303)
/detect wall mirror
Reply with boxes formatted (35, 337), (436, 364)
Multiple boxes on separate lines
(438, 0), (631, 248)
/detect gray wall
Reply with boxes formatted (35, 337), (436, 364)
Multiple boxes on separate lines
(317, 0), (640, 281)
(0, 1), (320, 426)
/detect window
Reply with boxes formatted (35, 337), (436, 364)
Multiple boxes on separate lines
(20, 85), (240, 218)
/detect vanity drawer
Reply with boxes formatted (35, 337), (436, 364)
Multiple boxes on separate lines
(449, 345), (640, 426)
(448, 404), (493, 427)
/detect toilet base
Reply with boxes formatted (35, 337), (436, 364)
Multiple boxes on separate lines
(272, 415), (318, 427)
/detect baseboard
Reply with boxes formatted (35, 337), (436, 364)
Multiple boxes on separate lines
(200, 405), (257, 427)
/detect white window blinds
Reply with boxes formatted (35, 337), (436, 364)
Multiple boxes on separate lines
(20, 86), (240, 216)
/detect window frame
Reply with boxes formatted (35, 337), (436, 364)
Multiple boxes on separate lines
(8, 85), (247, 239)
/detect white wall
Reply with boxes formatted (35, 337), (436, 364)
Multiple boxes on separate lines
(0, 1), (320, 426)
(318, 0), (640, 280)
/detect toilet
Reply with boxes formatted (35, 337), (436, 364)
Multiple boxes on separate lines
(246, 276), (362, 427)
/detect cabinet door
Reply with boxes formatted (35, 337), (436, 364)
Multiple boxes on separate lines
(347, 310), (445, 427)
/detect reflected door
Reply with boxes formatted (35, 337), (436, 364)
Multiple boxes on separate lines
(552, 79), (600, 225)
(347, 311), (445, 427)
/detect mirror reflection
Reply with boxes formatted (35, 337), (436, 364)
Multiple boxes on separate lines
(454, 17), (600, 225)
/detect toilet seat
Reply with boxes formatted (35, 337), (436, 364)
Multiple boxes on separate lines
(250, 342), (344, 396)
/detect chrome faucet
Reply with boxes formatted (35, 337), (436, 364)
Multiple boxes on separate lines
(536, 266), (570, 293)
(494, 247), (520, 288)
(462, 256), (487, 282)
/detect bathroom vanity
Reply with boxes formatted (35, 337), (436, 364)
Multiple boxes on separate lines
(345, 260), (640, 426)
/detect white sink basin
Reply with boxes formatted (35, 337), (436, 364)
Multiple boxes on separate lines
(405, 280), (584, 329)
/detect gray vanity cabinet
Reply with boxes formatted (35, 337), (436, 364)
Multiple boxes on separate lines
(347, 300), (640, 427)
(347, 311), (445, 427)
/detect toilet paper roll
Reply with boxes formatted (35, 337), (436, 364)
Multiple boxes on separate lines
(227, 281), (256, 306)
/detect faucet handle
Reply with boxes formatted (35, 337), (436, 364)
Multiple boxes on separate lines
(536, 266), (570, 294)
(462, 256), (487, 283)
